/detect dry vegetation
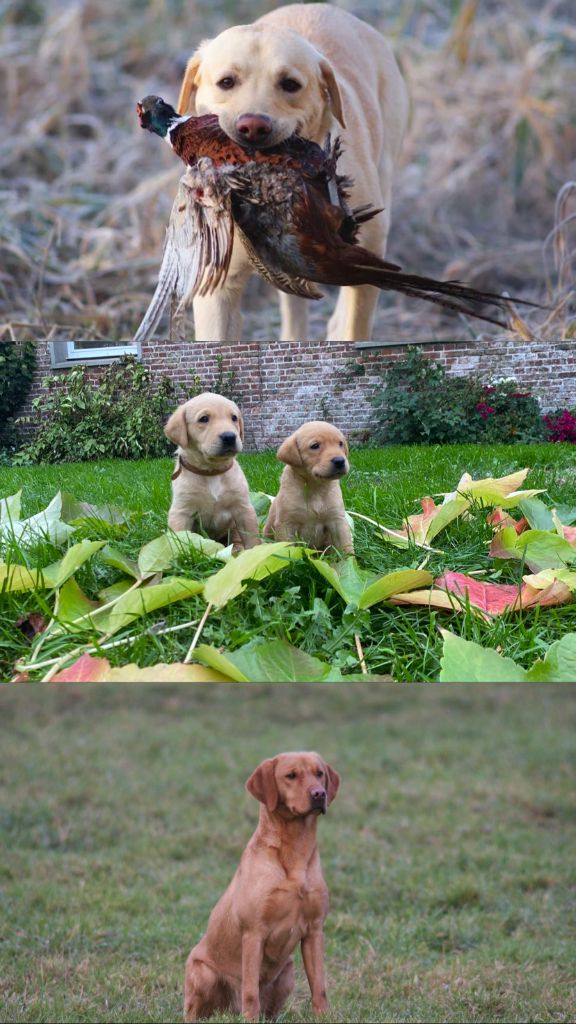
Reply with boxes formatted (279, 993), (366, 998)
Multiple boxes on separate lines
(1, 0), (575, 342)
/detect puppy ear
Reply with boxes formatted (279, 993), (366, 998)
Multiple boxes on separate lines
(164, 406), (189, 448)
(237, 410), (245, 443)
(246, 758), (279, 812)
(324, 762), (340, 806)
(341, 435), (349, 456)
(277, 432), (302, 467)
(319, 58), (346, 128)
(177, 48), (204, 114)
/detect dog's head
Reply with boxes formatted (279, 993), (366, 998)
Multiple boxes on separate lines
(177, 23), (345, 148)
(276, 421), (349, 481)
(246, 751), (340, 817)
(164, 392), (244, 464)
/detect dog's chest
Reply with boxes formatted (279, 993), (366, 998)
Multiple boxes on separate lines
(263, 876), (327, 962)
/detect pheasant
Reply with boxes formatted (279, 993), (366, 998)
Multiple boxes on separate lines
(134, 95), (541, 342)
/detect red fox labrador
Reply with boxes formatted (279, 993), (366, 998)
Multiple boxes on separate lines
(183, 751), (340, 1022)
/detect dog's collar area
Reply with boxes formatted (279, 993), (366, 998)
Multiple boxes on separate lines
(172, 455), (233, 480)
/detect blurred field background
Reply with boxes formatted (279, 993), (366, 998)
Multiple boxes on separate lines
(1, 683), (575, 1022)
(1, 0), (575, 343)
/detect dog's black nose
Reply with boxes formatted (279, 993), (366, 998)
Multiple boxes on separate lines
(331, 456), (346, 470)
(220, 432), (237, 448)
(311, 787), (326, 805)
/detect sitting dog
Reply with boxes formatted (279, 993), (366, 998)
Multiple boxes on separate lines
(264, 420), (353, 554)
(183, 751), (340, 1023)
(164, 392), (259, 549)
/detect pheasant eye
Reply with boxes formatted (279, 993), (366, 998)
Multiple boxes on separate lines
(217, 76), (236, 90)
(198, 415), (210, 423)
(310, 442), (320, 450)
(280, 77), (301, 93)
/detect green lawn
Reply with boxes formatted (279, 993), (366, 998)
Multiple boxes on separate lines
(2, 443), (576, 681)
(1, 684), (574, 1023)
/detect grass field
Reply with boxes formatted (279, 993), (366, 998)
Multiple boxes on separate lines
(3, 443), (576, 681)
(2, 0), (574, 342)
(1, 684), (575, 1023)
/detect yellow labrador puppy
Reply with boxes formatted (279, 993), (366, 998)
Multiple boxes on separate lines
(177, 3), (409, 342)
(264, 420), (353, 555)
(165, 393), (259, 549)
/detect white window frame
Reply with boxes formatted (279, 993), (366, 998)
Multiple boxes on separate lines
(66, 342), (138, 360)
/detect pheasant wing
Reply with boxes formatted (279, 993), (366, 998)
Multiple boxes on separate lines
(133, 164), (234, 343)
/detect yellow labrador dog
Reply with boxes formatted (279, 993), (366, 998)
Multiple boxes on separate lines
(177, 3), (409, 342)
(165, 392), (259, 549)
(264, 420), (353, 555)
(183, 751), (340, 1023)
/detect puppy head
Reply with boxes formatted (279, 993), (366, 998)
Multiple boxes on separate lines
(177, 24), (345, 146)
(246, 751), (340, 817)
(164, 392), (244, 462)
(277, 421), (349, 481)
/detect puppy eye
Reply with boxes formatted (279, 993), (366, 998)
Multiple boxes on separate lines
(231, 414), (238, 422)
(309, 442), (320, 450)
(339, 441), (344, 447)
(286, 771), (297, 780)
(198, 415), (210, 423)
(279, 77), (301, 93)
(217, 76), (236, 90)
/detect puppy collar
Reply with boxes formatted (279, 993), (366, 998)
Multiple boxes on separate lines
(171, 454), (233, 480)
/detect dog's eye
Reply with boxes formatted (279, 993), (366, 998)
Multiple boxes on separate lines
(198, 415), (210, 423)
(231, 414), (238, 423)
(339, 441), (344, 447)
(286, 771), (297, 780)
(217, 76), (236, 90)
(316, 769), (324, 777)
(279, 77), (302, 93)
(309, 442), (320, 450)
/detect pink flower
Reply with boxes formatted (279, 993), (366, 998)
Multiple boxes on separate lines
(476, 402), (497, 420)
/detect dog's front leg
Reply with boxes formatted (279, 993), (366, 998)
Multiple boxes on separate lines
(241, 932), (263, 1022)
(301, 926), (328, 1015)
(278, 293), (309, 341)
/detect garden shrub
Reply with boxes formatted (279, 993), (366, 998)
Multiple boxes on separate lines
(371, 347), (545, 444)
(543, 408), (576, 443)
(18, 355), (200, 463)
(0, 341), (37, 453)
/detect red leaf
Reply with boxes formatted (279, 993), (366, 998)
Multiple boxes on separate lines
(436, 571), (521, 613)
(51, 654), (111, 682)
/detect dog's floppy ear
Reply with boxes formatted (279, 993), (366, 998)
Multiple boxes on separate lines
(164, 406), (189, 448)
(323, 761), (341, 806)
(246, 757), (279, 812)
(340, 434), (349, 456)
(177, 46), (205, 114)
(236, 409), (245, 443)
(319, 58), (346, 128)
(276, 431), (302, 467)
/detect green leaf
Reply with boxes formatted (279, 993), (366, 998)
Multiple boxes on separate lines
(0, 490), (22, 523)
(203, 542), (306, 608)
(525, 634), (576, 682)
(138, 531), (224, 575)
(439, 631), (527, 682)
(59, 492), (132, 526)
(100, 545), (140, 579)
(0, 491), (75, 546)
(249, 491), (273, 517)
(0, 563), (45, 593)
(41, 540), (106, 589)
(97, 579), (136, 603)
(518, 497), (554, 531)
(195, 639), (333, 682)
(516, 530), (576, 571)
(90, 576), (204, 635)
(309, 557), (433, 609)
(53, 577), (101, 626)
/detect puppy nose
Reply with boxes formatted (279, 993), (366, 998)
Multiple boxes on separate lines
(236, 114), (273, 143)
(220, 431), (237, 448)
(331, 456), (346, 469)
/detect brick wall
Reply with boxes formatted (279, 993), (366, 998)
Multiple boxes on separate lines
(21, 338), (576, 450)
